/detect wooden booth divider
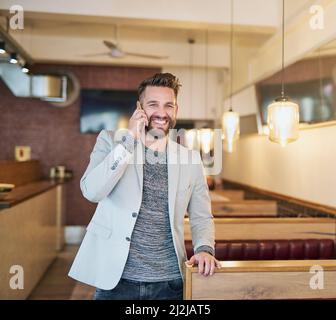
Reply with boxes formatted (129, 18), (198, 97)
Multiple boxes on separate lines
(183, 260), (336, 300)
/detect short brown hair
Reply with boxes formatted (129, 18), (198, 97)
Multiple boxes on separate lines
(137, 72), (181, 101)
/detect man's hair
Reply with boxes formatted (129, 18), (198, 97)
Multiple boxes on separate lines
(137, 72), (181, 101)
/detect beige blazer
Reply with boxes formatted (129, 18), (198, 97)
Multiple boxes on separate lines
(68, 129), (215, 290)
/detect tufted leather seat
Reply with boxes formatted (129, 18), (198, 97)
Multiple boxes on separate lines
(185, 239), (335, 260)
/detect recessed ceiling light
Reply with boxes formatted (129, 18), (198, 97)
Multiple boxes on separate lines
(0, 41), (6, 54)
(21, 63), (29, 73)
(9, 53), (18, 64)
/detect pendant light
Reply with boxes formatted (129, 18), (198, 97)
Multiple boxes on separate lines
(222, 0), (240, 153)
(199, 29), (216, 168)
(199, 128), (214, 154)
(267, 0), (299, 147)
(200, 29), (212, 154)
(184, 38), (199, 151)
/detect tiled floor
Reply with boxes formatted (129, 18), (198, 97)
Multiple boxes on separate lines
(28, 246), (96, 300)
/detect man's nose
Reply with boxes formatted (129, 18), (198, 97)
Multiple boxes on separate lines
(154, 106), (168, 117)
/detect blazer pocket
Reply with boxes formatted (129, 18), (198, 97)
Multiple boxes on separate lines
(86, 221), (113, 239)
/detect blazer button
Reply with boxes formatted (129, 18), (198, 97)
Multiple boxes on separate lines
(126, 237), (131, 242)
(132, 212), (137, 218)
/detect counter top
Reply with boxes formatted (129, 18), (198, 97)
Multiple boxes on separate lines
(0, 178), (70, 210)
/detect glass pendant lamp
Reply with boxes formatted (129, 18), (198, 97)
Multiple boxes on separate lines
(267, 97), (299, 146)
(267, 0), (299, 146)
(199, 128), (213, 154)
(222, 109), (240, 153)
(185, 129), (198, 150)
(222, 0), (240, 153)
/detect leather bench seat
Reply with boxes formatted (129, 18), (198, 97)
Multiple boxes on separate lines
(185, 239), (335, 260)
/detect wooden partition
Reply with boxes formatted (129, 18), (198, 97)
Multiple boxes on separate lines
(183, 260), (336, 299)
(212, 200), (277, 217)
(184, 217), (336, 241)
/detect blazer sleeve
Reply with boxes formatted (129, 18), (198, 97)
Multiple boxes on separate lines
(187, 151), (215, 254)
(80, 129), (135, 203)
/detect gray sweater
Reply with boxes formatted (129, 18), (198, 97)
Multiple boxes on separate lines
(121, 145), (181, 281)
(120, 136), (214, 282)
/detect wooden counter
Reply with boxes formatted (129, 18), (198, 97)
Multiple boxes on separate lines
(0, 179), (69, 209)
(0, 160), (69, 299)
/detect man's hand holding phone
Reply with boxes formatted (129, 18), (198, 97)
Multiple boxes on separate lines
(128, 101), (149, 140)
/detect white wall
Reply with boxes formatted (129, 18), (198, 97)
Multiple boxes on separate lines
(224, 85), (258, 116)
(222, 124), (336, 207)
(162, 66), (225, 120)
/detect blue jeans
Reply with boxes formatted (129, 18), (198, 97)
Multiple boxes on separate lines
(94, 278), (183, 300)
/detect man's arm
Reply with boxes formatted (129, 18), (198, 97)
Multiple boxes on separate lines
(187, 151), (215, 254)
(80, 129), (136, 203)
(80, 102), (148, 203)
(186, 151), (221, 276)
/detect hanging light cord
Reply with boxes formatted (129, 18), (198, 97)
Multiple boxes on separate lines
(318, 49), (325, 110)
(205, 29), (209, 117)
(189, 38), (194, 111)
(281, 0), (285, 98)
(229, 0), (234, 111)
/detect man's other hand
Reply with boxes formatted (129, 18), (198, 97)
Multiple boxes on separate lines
(186, 252), (221, 276)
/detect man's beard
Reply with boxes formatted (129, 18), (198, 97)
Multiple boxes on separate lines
(146, 115), (176, 138)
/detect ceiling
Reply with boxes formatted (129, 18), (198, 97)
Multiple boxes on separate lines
(0, 0), (279, 68)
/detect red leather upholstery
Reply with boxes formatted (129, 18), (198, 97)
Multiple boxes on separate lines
(185, 239), (335, 260)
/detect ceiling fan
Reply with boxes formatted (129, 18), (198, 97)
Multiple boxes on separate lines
(80, 25), (168, 60)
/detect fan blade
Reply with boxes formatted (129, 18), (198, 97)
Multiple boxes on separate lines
(124, 51), (168, 59)
(78, 52), (110, 57)
(103, 40), (118, 50)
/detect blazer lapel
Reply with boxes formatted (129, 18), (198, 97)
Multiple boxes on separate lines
(167, 139), (180, 227)
(134, 140), (144, 189)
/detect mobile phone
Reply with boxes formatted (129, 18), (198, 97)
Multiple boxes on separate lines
(137, 100), (148, 128)
(137, 100), (143, 110)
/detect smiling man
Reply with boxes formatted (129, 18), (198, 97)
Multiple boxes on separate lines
(69, 73), (219, 300)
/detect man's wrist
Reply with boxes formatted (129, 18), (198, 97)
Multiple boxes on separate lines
(120, 131), (137, 153)
(194, 245), (215, 256)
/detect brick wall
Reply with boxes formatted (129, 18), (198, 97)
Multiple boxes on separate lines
(0, 64), (160, 225)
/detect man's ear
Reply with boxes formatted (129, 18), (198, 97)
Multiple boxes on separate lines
(175, 103), (179, 116)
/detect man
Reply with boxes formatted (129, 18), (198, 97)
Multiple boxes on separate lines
(68, 73), (220, 300)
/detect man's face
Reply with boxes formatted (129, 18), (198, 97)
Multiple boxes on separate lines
(140, 86), (178, 137)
